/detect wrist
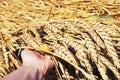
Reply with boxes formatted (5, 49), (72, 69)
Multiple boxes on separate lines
(22, 65), (45, 80)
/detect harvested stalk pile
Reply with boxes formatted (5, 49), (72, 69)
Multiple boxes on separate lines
(0, 0), (120, 80)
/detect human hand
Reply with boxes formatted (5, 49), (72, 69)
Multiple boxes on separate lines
(21, 49), (54, 74)
(3, 49), (54, 80)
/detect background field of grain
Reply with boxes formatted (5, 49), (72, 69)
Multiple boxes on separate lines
(0, 0), (120, 80)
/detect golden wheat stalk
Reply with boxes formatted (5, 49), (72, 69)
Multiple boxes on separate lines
(49, 41), (78, 65)
(100, 55), (120, 79)
(75, 52), (94, 76)
(43, 28), (57, 40)
(81, 32), (109, 80)
(87, 29), (105, 48)
(54, 34), (95, 79)
(97, 59), (109, 80)
(96, 30), (120, 68)
(0, 66), (7, 76)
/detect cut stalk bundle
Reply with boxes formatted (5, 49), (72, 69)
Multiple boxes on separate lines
(0, 19), (120, 80)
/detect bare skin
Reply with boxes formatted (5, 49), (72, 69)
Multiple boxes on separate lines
(3, 49), (54, 80)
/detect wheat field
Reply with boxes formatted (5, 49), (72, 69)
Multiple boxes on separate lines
(0, 0), (120, 80)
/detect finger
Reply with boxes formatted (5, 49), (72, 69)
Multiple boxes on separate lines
(27, 48), (46, 56)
